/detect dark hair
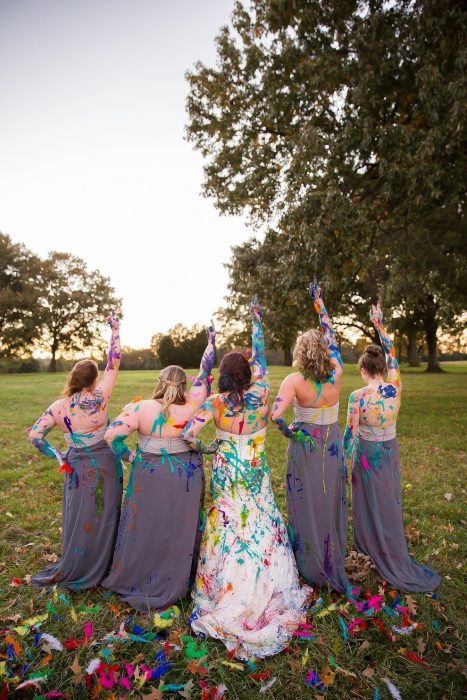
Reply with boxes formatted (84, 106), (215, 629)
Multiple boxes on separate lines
(218, 352), (252, 408)
(358, 344), (386, 377)
(63, 359), (98, 397)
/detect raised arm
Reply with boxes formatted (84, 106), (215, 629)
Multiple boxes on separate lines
(104, 400), (140, 462)
(270, 375), (297, 438)
(27, 403), (68, 468)
(181, 399), (218, 454)
(342, 391), (360, 458)
(188, 322), (216, 406)
(251, 298), (268, 381)
(309, 282), (343, 378)
(98, 310), (121, 398)
(370, 303), (401, 388)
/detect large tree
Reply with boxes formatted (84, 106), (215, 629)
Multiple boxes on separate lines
(0, 233), (42, 356)
(37, 252), (121, 372)
(186, 0), (466, 368)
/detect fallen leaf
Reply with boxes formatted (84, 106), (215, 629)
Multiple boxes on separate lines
(362, 667), (375, 679)
(143, 690), (163, 700)
(405, 595), (418, 616)
(417, 639), (426, 655)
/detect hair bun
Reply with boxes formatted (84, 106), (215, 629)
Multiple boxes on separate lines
(365, 344), (382, 357)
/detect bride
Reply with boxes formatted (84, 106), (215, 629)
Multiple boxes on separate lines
(182, 299), (311, 659)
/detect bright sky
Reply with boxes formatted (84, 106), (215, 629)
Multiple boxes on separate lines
(0, 0), (250, 348)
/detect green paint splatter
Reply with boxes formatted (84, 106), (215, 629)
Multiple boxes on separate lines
(95, 476), (104, 516)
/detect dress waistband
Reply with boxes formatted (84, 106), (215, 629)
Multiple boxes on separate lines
(64, 425), (108, 448)
(358, 423), (397, 442)
(216, 426), (267, 443)
(138, 434), (189, 455)
(293, 402), (339, 425)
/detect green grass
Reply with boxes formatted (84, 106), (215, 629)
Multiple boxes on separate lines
(0, 365), (466, 699)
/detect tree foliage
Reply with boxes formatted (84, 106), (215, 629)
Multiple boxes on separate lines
(186, 0), (467, 369)
(0, 233), (42, 356)
(37, 252), (121, 372)
(0, 238), (121, 371)
(151, 324), (208, 369)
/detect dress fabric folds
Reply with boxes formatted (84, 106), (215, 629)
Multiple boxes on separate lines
(33, 439), (123, 590)
(191, 427), (311, 659)
(102, 440), (204, 611)
(286, 417), (349, 593)
(352, 435), (441, 592)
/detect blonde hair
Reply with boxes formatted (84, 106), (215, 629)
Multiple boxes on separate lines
(63, 359), (98, 397)
(152, 365), (187, 416)
(293, 329), (333, 383)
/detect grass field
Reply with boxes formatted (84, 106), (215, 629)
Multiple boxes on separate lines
(1, 365), (466, 699)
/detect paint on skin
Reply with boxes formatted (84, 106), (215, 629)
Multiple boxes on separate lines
(183, 303), (310, 658)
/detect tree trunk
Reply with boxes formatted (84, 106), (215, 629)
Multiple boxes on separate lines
(406, 325), (420, 367)
(283, 345), (292, 366)
(423, 298), (443, 372)
(49, 342), (58, 373)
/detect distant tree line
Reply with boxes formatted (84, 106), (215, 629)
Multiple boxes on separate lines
(186, 0), (467, 370)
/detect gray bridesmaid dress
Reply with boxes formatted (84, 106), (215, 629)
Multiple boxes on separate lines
(286, 402), (349, 593)
(32, 429), (123, 590)
(352, 427), (441, 591)
(102, 435), (204, 611)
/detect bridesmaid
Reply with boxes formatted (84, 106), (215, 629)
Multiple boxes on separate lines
(101, 324), (216, 611)
(343, 302), (441, 592)
(271, 282), (349, 593)
(28, 311), (123, 590)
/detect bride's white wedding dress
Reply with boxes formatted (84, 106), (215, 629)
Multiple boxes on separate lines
(191, 426), (311, 658)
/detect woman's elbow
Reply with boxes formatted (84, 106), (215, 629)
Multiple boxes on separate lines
(104, 428), (114, 448)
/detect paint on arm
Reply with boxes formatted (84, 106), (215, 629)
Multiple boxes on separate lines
(309, 282), (343, 377)
(270, 375), (295, 438)
(343, 391), (360, 458)
(370, 303), (401, 389)
(251, 298), (268, 381)
(247, 298), (270, 414)
(104, 399), (140, 462)
(189, 322), (216, 405)
(182, 398), (218, 454)
(98, 310), (121, 398)
(27, 403), (66, 464)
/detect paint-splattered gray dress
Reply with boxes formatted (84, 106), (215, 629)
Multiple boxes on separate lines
(286, 402), (349, 593)
(102, 434), (204, 611)
(32, 427), (123, 590)
(352, 424), (441, 591)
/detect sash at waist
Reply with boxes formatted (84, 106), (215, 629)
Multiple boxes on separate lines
(358, 423), (397, 442)
(138, 434), (189, 455)
(64, 425), (108, 448)
(293, 402), (339, 425)
(215, 426), (267, 443)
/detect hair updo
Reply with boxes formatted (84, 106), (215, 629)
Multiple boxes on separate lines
(63, 359), (99, 397)
(358, 344), (387, 377)
(152, 365), (187, 416)
(292, 329), (333, 383)
(218, 352), (252, 408)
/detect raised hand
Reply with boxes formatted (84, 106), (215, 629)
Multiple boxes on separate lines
(370, 302), (384, 327)
(107, 308), (120, 330)
(250, 296), (263, 322)
(206, 320), (216, 346)
(309, 280), (322, 303)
